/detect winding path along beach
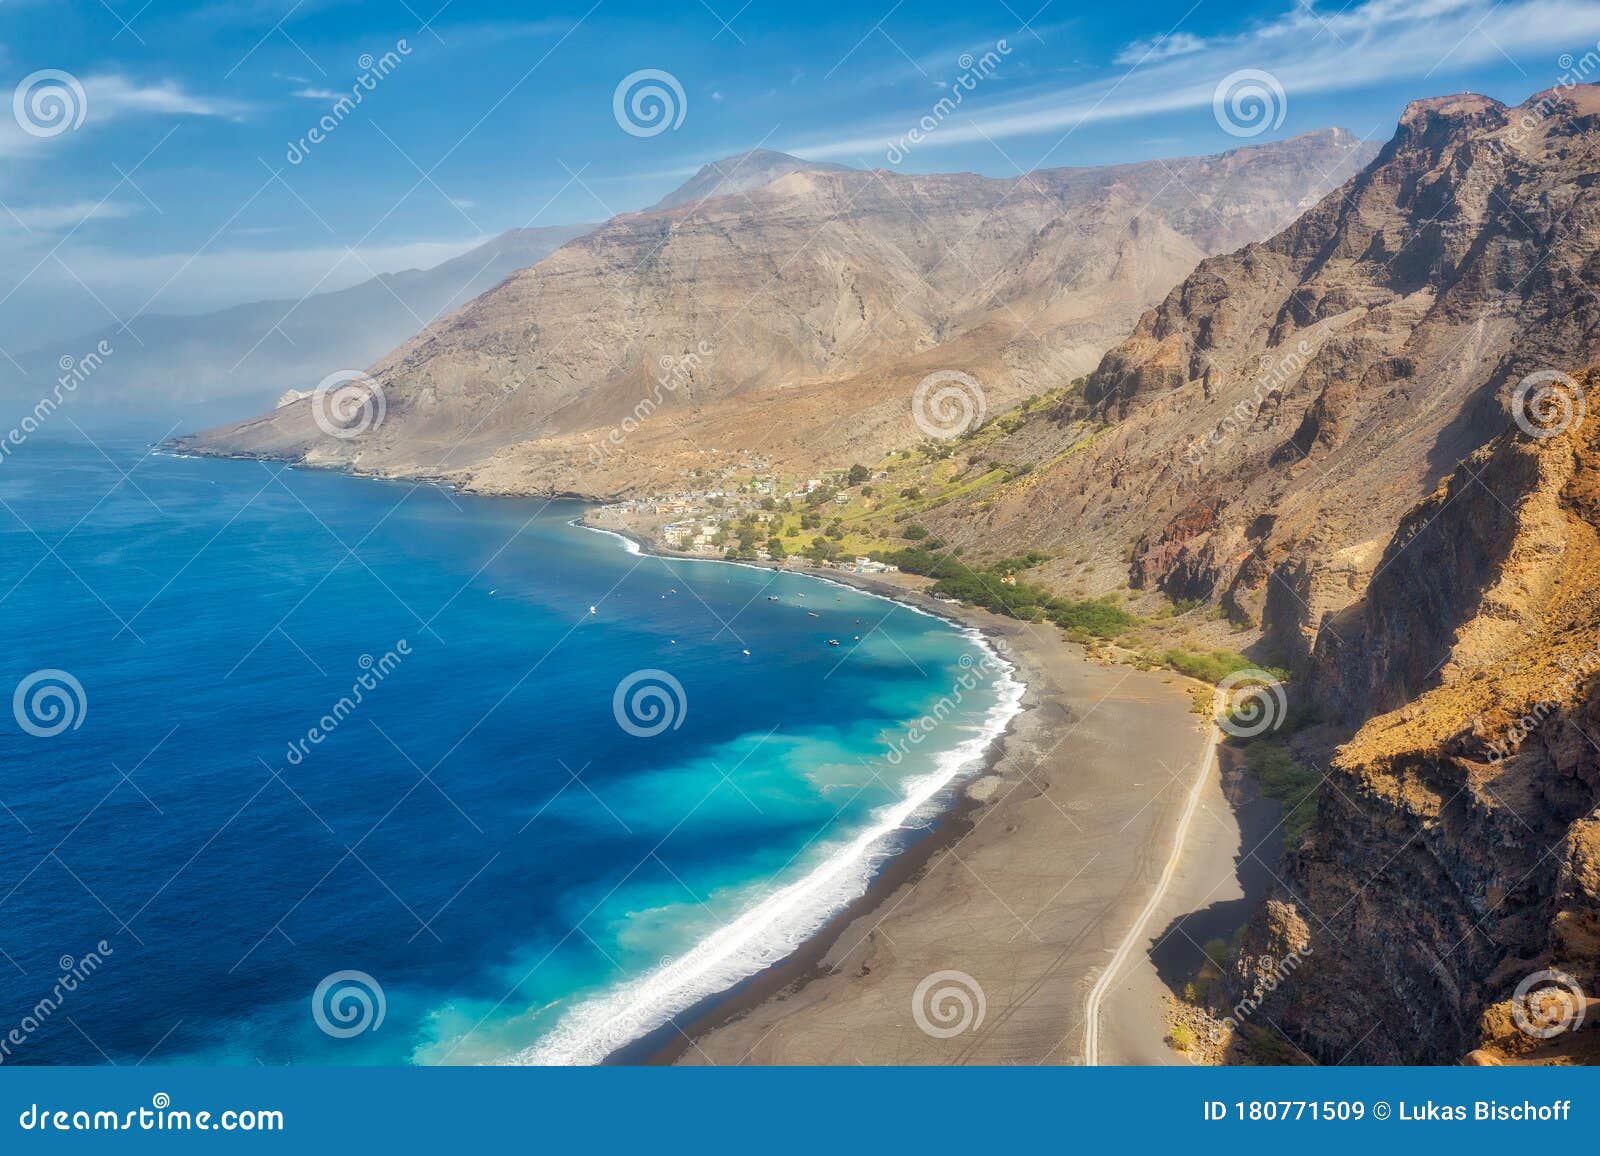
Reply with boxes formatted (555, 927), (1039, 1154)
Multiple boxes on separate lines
(650, 574), (1252, 1067)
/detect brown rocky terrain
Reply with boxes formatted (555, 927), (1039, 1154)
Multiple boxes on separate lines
(924, 86), (1600, 682)
(1231, 373), (1600, 1064)
(173, 134), (1372, 494)
(886, 84), (1600, 1065)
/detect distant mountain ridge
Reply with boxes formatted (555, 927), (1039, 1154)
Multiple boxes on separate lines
(2, 222), (593, 429)
(648, 149), (853, 211)
(174, 129), (1374, 492)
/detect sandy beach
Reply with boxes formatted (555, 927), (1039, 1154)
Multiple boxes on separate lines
(573, 539), (1256, 1067)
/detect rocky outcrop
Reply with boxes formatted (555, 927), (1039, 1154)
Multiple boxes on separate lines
(173, 135), (1373, 497)
(930, 86), (1600, 662)
(1231, 374), (1600, 1063)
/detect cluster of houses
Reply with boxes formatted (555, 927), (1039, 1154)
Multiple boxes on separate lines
(599, 463), (898, 574)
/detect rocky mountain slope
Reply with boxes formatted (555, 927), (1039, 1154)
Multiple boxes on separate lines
(926, 87), (1600, 681)
(1233, 376), (1600, 1063)
(174, 135), (1372, 492)
(899, 84), (1600, 1063)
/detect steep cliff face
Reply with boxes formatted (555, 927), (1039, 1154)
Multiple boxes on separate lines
(1232, 375), (1600, 1064)
(929, 86), (1600, 670)
(174, 134), (1371, 496)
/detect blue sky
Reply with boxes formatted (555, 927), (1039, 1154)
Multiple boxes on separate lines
(3, 0), (1599, 348)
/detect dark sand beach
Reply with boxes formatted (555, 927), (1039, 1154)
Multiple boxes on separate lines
(573, 536), (1253, 1067)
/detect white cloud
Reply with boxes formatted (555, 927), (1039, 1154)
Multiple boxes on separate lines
(1115, 32), (1206, 66)
(1, 199), (141, 232)
(85, 74), (248, 121)
(0, 72), (247, 159)
(291, 87), (343, 101)
(796, 0), (1600, 160)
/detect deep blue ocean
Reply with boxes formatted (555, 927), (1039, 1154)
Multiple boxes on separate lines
(0, 440), (1018, 1065)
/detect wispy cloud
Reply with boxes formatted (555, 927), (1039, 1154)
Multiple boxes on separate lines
(86, 74), (249, 121)
(1115, 31), (1206, 66)
(796, 0), (1600, 160)
(1, 200), (142, 233)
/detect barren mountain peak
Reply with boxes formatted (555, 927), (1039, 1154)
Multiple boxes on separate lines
(650, 148), (854, 210)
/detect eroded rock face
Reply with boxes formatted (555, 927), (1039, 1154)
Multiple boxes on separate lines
(1233, 384), (1600, 1063)
(173, 134), (1373, 497)
(931, 87), (1600, 675)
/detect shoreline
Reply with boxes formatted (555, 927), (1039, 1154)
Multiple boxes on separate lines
(602, 525), (1226, 1065)
(506, 516), (1027, 1065)
(568, 514), (1225, 1067)
(157, 453), (1243, 1066)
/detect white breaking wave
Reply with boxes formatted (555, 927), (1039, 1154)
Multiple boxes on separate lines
(512, 631), (1025, 1065)
(571, 520), (642, 555)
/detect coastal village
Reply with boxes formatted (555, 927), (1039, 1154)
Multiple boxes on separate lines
(587, 451), (900, 576)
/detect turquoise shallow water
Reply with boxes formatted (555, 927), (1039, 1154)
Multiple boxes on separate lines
(0, 441), (1019, 1065)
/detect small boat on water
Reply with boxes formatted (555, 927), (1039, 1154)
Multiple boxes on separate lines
(827, 639), (840, 647)
(807, 611), (820, 618)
